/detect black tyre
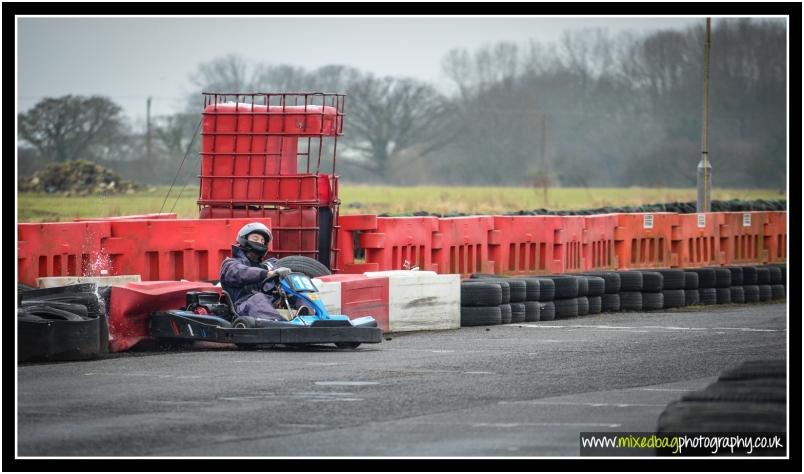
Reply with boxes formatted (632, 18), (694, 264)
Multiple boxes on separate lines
(510, 302), (526, 323)
(698, 287), (717, 305)
(477, 279), (511, 304)
(662, 289), (685, 308)
(657, 400), (786, 434)
(642, 292), (664, 311)
(518, 278), (542, 301)
(741, 266), (758, 285)
(767, 266), (782, 284)
(576, 296), (589, 316)
(620, 291), (643, 311)
(460, 282), (503, 307)
(588, 296), (602, 314)
(690, 268), (717, 288)
(276, 256), (332, 278)
(20, 300), (89, 319)
(20, 304), (85, 321)
(538, 301), (556, 321)
(718, 359), (786, 381)
(758, 284), (772, 302)
(524, 301), (541, 322)
(755, 267), (771, 285)
(499, 303), (512, 324)
(602, 293), (621, 312)
(574, 276), (589, 297)
(592, 271), (621, 294)
(715, 287), (731, 304)
(684, 289), (699, 306)
(547, 276), (579, 299)
(335, 342), (361, 349)
(554, 298), (579, 319)
(583, 276), (606, 296)
(683, 271), (699, 290)
(710, 268), (731, 288)
(506, 279), (527, 303)
(640, 271), (664, 292)
(730, 286), (745, 304)
(770, 284), (785, 300)
(725, 267), (744, 286)
(655, 269), (685, 290)
(618, 271), (643, 292)
(743, 285), (760, 303)
(460, 306), (502, 326)
(535, 278), (555, 301)
(232, 316), (257, 329)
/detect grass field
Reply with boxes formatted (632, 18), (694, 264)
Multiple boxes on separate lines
(17, 185), (786, 222)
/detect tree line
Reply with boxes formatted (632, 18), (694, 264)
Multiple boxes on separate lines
(18, 19), (786, 189)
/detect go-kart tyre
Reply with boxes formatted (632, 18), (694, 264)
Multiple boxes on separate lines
(232, 316), (259, 349)
(276, 256), (331, 277)
(335, 342), (361, 349)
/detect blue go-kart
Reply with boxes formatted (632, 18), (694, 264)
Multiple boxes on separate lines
(150, 272), (382, 349)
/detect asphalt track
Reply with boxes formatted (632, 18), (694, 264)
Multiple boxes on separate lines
(17, 302), (787, 457)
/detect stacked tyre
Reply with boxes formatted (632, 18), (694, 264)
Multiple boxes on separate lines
(459, 280), (503, 326)
(655, 269), (685, 309)
(18, 283), (107, 362)
(618, 271), (644, 311)
(581, 275), (605, 314)
(708, 267), (732, 304)
(574, 276), (590, 316)
(683, 271), (700, 306)
(690, 268), (718, 305)
(545, 276), (579, 319)
(640, 271), (664, 311)
(582, 272), (621, 312)
(725, 267), (745, 304)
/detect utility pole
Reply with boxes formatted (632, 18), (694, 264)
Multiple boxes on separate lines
(697, 18), (712, 212)
(146, 96), (153, 165)
(541, 114), (549, 207)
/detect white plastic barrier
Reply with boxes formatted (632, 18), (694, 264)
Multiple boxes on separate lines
(364, 271), (460, 332)
(311, 278), (342, 315)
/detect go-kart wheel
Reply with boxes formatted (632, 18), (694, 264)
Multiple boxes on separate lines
(232, 316), (256, 329)
(335, 342), (361, 349)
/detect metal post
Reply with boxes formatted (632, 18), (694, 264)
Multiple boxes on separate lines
(146, 97), (153, 165)
(697, 18), (712, 212)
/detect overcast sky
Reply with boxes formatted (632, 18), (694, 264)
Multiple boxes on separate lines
(18, 16), (718, 127)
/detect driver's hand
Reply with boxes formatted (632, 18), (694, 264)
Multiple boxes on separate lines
(274, 267), (292, 277)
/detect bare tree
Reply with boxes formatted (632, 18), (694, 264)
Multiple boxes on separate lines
(18, 95), (126, 162)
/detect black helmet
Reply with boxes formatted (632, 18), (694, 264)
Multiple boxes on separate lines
(236, 222), (272, 258)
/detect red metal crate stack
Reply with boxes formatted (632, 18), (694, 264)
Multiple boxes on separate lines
(197, 93), (345, 270)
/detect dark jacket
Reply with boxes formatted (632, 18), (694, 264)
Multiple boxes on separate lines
(220, 246), (279, 308)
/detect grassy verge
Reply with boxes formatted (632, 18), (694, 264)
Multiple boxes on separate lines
(17, 185), (786, 222)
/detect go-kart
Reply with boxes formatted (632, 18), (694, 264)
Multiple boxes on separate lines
(149, 271), (381, 349)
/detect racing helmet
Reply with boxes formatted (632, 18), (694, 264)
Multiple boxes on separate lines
(236, 222), (272, 258)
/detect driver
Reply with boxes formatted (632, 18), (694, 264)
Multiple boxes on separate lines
(220, 222), (291, 321)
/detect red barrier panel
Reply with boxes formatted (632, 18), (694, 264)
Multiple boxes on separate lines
(432, 216), (495, 275)
(672, 213), (722, 268)
(108, 281), (220, 352)
(199, 173), (336, 205)
(74, 213), (177, 221)
(763, 211), (787, 264)
(339, 276), (390, 333)
(336, 214), (379, 273)
(614, 213), (678, 269)
(100, 218), (271, 282)
(488, 216), (585, 275)
(361, 217), (439, 272)
(18, 221), (112, 286)
(583, 214), (618, 271)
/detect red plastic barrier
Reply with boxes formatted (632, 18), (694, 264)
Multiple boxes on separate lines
(583, 214), (618, 271)
(336, 214), (377, 273)
(199, 173), (335, 205)
(100, 218), (271, 282)
(763, 211), (787, 264)
(108, 281), (220, 352)
(200, 207), (321, 260)
(672, 213), (722, 268)
(339, 276), (390, 333)
(488, 216), (585, 275)
(432, 216), (495, 275)
(614, 213), (678, 269)
(73, 213), (177, 221)
(362, 217), (439, 272)
(18, 221), (112, 286)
